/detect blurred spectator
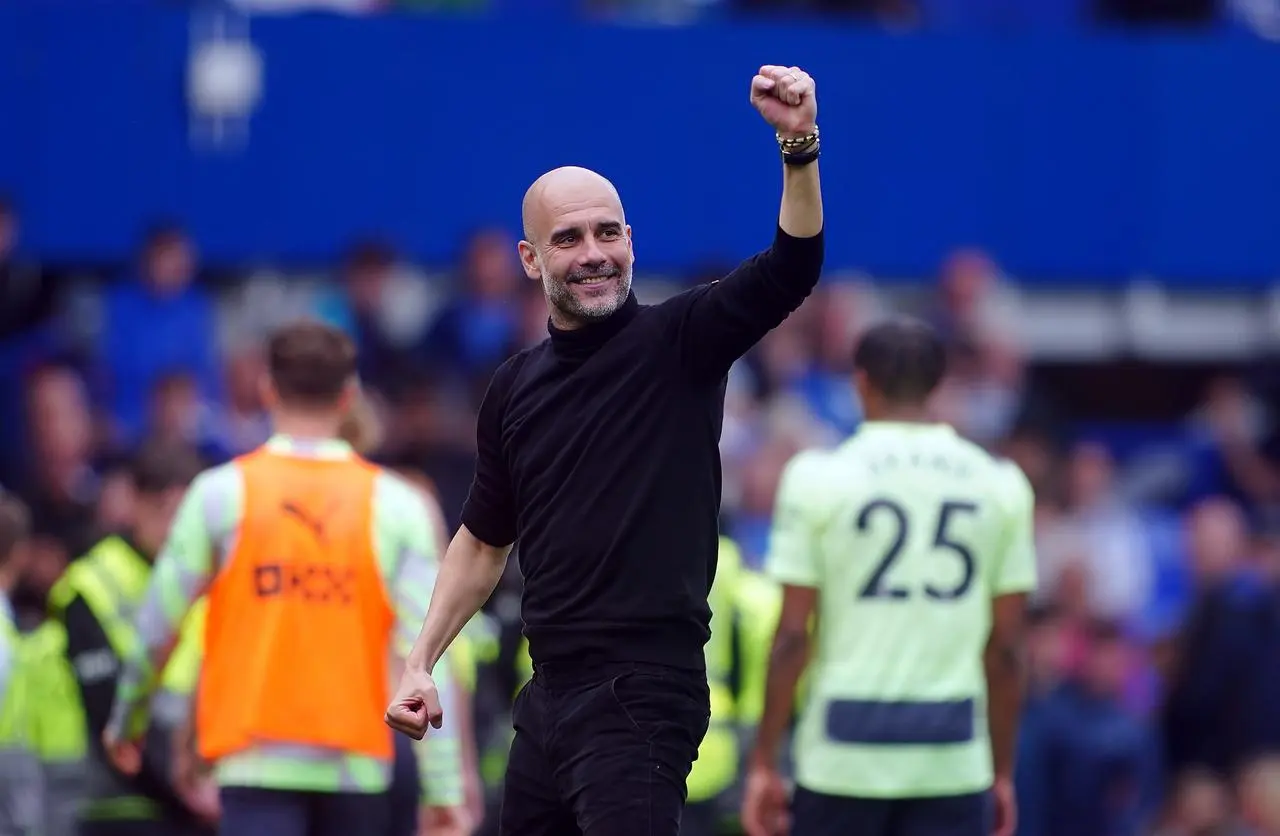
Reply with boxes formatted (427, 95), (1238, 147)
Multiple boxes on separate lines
(925, 249), (1028, 445)
(209, 342), (272, 458)
(1002, 424), (1062, 502)
(511, 284), (550, 352)
(0, 197), (56, 346)
(0, 198), (63, 487)
(8, 364), (101, 622)
(96, 224), (221, 445)
(141, 344), (271, 465)
(780, 284), (875, 437)
(1161, 498), (1280, 780)
(1154, 768), (1241, 836)
(932, 337), (1026, 446)
(1187, 377), (1280, 522)
(1039, 442), (1154, 622)
(1017, 619), (1162, 836)
(382, 372), (477, 529)
(425, 228), (523, 378)
(927, 248), (1019, 351)
(726, 422), (810, 567)
(1238, 756), (1280, 836)
(17, 363), (101, 555)
(146, 372), (214, 453)
(316, 239), (437, 395)
(94, 465), (137, 535)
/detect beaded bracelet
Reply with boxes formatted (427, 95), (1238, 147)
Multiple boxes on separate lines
(776, 126), (820, 151)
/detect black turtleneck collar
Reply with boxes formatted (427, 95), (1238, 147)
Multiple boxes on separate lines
(547, 292), (639, 360)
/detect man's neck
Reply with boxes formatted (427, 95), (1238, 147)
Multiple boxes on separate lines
(272, 412), (342, 440)
(865, 407), (932, 423)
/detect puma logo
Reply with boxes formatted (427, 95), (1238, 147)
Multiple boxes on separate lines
(281, 501), (326, 541)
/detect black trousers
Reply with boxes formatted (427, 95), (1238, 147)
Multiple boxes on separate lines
(499, 662), (710, 836)
(791, 787), (991, 836)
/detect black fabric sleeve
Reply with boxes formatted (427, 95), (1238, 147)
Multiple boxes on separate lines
(460, 357), (520, 548)
(673, 226), (824, 380)
(63, 596), (193, 820)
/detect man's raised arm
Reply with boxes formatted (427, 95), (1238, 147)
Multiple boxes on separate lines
(678, 65), (825, 380)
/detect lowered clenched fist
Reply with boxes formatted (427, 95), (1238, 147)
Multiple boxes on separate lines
(750, 65), (817, 138)
(385, 667), (444, 740)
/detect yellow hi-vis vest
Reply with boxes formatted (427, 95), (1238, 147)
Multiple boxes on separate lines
(732, 567), (783, 728)
(25, 618), (87, 836)
(47, 536), (203, 822)
(1, 605), (42, 835)
(686, 537), (742, 803)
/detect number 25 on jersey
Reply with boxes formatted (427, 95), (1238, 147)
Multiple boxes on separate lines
(855, 498), (978, 602)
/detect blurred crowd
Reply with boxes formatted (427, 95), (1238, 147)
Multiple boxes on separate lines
(2, 186), (1280, 836)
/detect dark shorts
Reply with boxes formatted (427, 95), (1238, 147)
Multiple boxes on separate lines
(79, 822), (202, 836)
(499, 662), (711, 836)
(78, 814), (211, 836)
(217, 786), (389, 836)
(791, 786), (991, 836)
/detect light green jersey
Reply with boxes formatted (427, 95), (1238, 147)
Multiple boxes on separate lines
(767, 422), (1036, 799)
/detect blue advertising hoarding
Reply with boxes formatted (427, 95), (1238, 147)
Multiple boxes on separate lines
(0, 6), (1277, 285)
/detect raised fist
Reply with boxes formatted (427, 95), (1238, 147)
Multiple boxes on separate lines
(750, 65), (817, 138)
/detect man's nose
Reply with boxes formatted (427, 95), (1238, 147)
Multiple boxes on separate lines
(579, 235), (607, 265)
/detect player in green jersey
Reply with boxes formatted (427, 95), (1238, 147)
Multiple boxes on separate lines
(742, 318), (1036, 836)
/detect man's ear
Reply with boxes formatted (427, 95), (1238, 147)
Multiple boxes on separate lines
(258, 373), (278, 411)
(518, 240), (541, 280)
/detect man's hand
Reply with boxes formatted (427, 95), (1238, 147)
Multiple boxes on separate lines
(741, 763), (790, 836)
(750, 65), (817, 139)
(102, 729), (142, 777)
(992, 774), (1017, 836)
(419, 804), (473, 836)
(173, 720), (219, 824)
(178, 774), (221, 825)
(463, 767), (486, 829)
(385, 667), (444, 739)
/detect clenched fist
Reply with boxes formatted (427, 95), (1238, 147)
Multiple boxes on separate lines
(750, 65), (817, 139)
(385, 667), (444, 739)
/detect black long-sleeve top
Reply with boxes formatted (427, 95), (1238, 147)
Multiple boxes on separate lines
(63, 595), (196, 826)
(461, 227), (824, 670)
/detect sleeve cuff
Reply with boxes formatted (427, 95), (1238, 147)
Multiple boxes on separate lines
(460, 504), (516, 549)
(773, 225), (825, 274)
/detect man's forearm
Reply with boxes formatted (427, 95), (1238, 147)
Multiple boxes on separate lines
(406, 526), (509, 674)
(779, 161), (822, 239)
(750, 625), (809, 767)
(984, 635), (1026, 779)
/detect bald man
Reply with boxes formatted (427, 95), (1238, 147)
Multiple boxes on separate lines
(388, 65), (825, 836)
